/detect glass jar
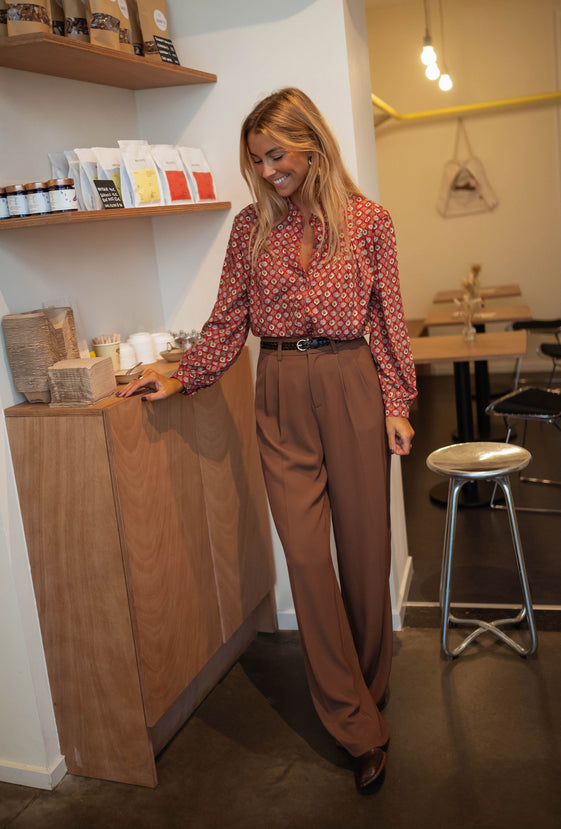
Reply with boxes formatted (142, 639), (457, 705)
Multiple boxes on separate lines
(5, 184), (30, 218)
(24, 181), (51, 216)
(47, 178), (78, 213)
(0, 188), (9, 220)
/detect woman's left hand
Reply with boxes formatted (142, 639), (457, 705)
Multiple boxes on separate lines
(385, 416), (414, 455)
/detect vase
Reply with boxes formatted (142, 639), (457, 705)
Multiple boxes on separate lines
(462, 321), (476, 343)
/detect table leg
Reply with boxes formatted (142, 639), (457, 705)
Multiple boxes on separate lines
(474, 323), (491, 438)
(474, 360), (490, 437)
(453, 361), (474, 442)
(431, 359), (494, 507)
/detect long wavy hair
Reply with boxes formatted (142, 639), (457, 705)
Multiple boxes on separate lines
(240, 87), (363, 267)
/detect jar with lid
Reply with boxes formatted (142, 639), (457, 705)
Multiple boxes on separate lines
(0, 188), (9, 221)
(24, 182), (51, 216)
(5, 184), (30, 218)
(47, 178), (78, 213)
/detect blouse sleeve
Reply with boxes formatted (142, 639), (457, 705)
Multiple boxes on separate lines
(173, 211), (251, 396)
(366, 208), (418, 417)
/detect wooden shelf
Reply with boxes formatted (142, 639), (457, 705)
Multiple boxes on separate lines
(0, 32), (216, 89)
(0, 201), (231, 230)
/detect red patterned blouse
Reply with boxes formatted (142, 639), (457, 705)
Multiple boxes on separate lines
(174, 195), (417, 417)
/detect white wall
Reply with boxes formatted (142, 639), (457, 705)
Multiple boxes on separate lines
(366, 0), (561, 369)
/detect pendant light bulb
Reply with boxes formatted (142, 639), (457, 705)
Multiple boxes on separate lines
(421, 34), (437, 66)
(425, 63), (440, 81)
(439, 73), (453, 91)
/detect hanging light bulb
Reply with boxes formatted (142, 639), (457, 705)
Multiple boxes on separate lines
(421, 34), (437, 66)
(425, 63), (440, 81)
(439, 72), (453, 91)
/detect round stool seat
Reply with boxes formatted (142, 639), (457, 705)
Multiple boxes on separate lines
(426, 441), (531, 480)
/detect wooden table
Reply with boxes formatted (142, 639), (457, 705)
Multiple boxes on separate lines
(423, 305), (532, 432)
(411, 331), (527, 506)
(424, 304), (532, 328)
(411, 329), (527, 365)
(432, 283), (522, 303)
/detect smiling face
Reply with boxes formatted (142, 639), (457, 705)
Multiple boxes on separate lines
(247, 130), (310, 208)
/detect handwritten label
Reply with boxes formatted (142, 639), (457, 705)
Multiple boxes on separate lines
(154, 35), (180, 65)
(94, 180), (124, 209)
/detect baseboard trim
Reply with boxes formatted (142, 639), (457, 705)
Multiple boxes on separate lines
(276, 609), (299, 630)
(404, 602), (561, 630)
(0, 755), (66, 790)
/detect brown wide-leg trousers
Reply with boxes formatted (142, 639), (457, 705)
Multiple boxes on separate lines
(254, 338), (392, 756)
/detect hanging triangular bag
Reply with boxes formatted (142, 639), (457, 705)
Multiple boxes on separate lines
(437, 119), (498, 217)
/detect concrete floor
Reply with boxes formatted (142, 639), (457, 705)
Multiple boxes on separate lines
(2, 628), (561, 829)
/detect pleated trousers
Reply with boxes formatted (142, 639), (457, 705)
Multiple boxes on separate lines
(254, 337), (392, 756)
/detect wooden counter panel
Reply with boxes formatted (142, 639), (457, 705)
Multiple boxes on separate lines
(6, 414), (156, 786)
(106, 395), (223, 726)
(193, 350), (276, 640)
(4, 348), (276, 785)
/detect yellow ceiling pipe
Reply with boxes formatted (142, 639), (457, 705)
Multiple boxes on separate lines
(371, 90), (561, 122)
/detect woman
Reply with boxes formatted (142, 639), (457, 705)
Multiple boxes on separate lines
(118, 88), (417, 790)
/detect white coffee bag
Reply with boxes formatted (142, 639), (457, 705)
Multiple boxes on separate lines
(63, 150), (85, 211)
(177, 147), (217, 202)
(92, 147), (122, 199)
(118, 139), (162, 208)
(150, 144), (194, 205)
(74, 148), (103, 211)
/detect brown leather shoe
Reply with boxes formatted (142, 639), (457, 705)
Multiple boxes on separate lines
(354, 747), (387, 788)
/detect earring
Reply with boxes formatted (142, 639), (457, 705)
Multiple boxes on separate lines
(308, 157), (312, 166)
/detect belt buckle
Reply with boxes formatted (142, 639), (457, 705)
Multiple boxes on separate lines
(296, 338), (314, 352)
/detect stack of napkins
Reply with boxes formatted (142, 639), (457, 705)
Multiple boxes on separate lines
(48, 358), (115, 408)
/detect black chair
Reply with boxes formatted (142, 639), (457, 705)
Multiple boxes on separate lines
(486, 386), (561, 514)
(510, 318), (561, 386)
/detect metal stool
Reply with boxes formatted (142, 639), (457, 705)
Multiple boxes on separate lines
(426, 442), (538, 658)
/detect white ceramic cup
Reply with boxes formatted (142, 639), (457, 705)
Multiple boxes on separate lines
(118, 341), (137, 370)
(128, 332), (157, 364)
(152, 331), (174, 357)
(93, 341), (121, 372)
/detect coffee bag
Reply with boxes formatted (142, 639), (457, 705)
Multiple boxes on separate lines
(0, 1), (8, 37)
(115, 0), (133, 53)
(63, 150), (86, 210)
(135, 0), (169, 59)
(6, 0), (51, 35)
(150, 144), (193, 205)
(86, 0), (120, 49)
(74, 148), (103, 210)
(92, 146), (122, 199)
(49, 0), (64, 34)
(126, 0), (142, 54)
(178, 147), (217, 202)
(62, 0), (88, 40)
(118, 139), (162, 208)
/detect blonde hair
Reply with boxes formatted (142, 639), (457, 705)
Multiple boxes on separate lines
(240, 87), (363, 267)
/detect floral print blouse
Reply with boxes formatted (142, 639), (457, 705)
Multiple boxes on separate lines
(174, 195), (417, 417)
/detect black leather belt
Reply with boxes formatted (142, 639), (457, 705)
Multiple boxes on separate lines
(261, 337), (342, 352)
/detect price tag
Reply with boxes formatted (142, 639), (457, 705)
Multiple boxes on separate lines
(154, 35), (180, 65)
(94, 180), (124, 209)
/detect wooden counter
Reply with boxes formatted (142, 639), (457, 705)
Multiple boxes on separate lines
(4, 348), (276, 787)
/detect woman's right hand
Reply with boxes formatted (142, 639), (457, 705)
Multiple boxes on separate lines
(115, 369), (183, 402)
